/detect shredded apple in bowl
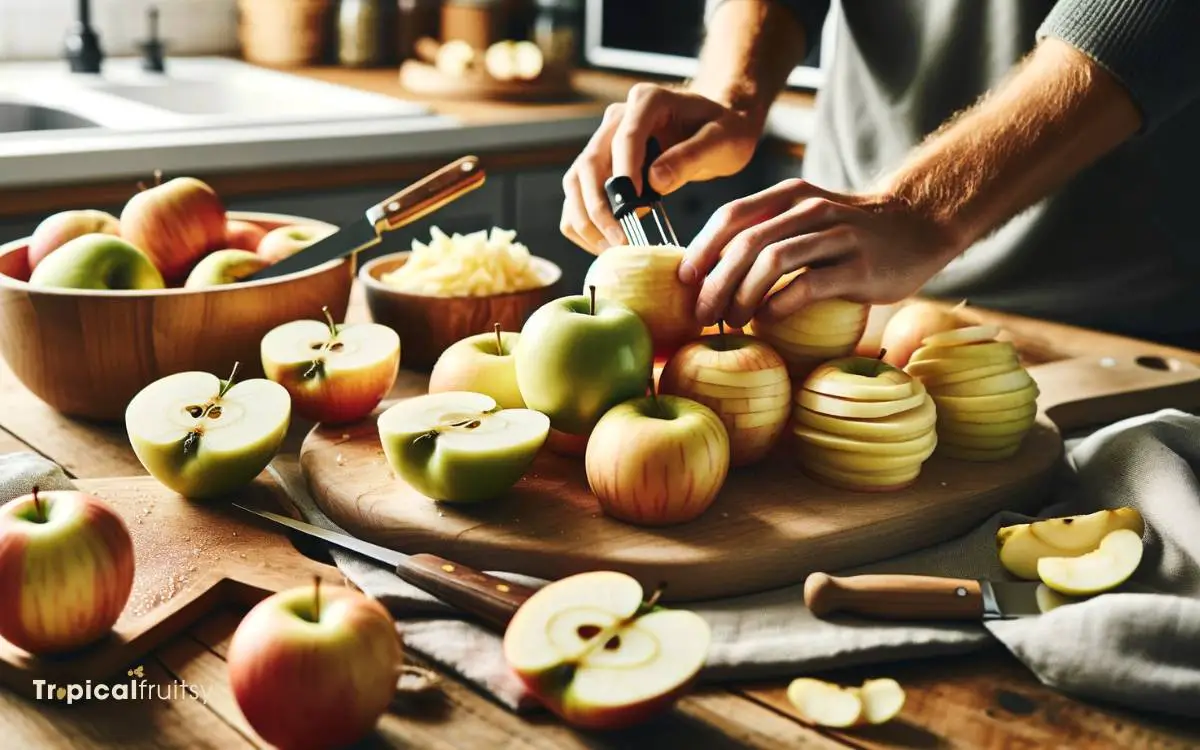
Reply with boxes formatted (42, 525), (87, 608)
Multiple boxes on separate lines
(380, 226), (547, 297)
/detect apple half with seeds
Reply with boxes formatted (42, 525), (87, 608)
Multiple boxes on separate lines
(378, 391), (549, 502)
(503, 571), (711, 730)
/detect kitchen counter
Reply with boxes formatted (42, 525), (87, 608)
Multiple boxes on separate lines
(0, 64), (814, 218)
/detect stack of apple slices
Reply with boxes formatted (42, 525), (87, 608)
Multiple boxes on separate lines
(792, 356), (937, 492)
(905, 326), (1039, 461)
(748, 298), (869, 378)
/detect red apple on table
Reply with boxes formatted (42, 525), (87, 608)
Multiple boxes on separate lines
(0, 487), (135, 654)
(503, 571), (711, 730)
(227, 578), (403, 750)
(224, 219), (268, 252)
(27, 209), (121, 270)
(120, 172), (226, 283)
(257, 224), (334, 264)
(261, 306), (400, 424)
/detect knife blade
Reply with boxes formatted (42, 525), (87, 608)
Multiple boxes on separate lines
(246, 155), (486, 281)
(232, 502), (534, 632)
(803, 572), (1079, 622)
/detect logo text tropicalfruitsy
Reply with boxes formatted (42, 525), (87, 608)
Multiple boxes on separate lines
(32, 665), (208, 706)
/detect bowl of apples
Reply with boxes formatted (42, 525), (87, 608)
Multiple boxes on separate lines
(0, 174), (354, 421)
(360, 225), (561, 369)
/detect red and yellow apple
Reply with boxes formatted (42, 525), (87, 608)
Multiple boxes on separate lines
(747, 295), (868, 378)
(503, 571), (711, 730)
(28, 234), (165, 291)
(27, 209), (121, 270)
(257, 224), (334, 264)
(429, 325), (524, 409)
(546, 427), (590, 458)
(227, 579), (403, 750)
(224, 219), (268, 252)
(583, 245), (702, 357)
(658, 331), (791, 466)
(793, 356), (937, 492)
(585, 391), (729, 525)
(120, 174), (227, 283)
(877, 299), (978, 367)
(0, 488), (135, 654)
(261, 308), (401, 425)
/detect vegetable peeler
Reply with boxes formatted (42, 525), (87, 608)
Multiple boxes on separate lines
(604, 138), (681, 247)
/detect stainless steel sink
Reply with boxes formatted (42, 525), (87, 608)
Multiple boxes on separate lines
(0, 102), (98, 133)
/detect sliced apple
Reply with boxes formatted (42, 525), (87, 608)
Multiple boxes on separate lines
(936, 413), (1035, 437)
(804, 462), (922, 492)
(909, 341), (1017, 363)
(996, 507), (1145, 580)
(800, 442), (935, 472)
(805, 360), (916, 401)
(917, 361), (1020, 387)
(786, 678), (863, 728)
(920, 325), (1001, 348)
(793, 424), (936, 456)
(797, 379), (927, 419)
(858, 678), (906, 724)
(941, 401), (1036, 424)
(377, 391), (549, 502)
(932, 383), (1039, 414)
(503, 571), (711, 730)
(932, 368), (1034, 398)
(1035, 583), (1084, 613)
(1037, 529), (1143, 596)
(905, 355), (1018, 378)
(795, 397), (936, 443)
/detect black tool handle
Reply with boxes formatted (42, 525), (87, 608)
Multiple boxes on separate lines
(604, 137), (667, 219)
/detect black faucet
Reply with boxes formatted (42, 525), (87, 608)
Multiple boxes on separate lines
(64, 0), (104, 73)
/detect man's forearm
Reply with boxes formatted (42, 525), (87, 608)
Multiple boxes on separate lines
(689, 0), (809, 124)
(878, 37), (1142, 257)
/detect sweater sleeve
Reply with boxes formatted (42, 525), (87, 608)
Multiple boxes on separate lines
(705, 0), (832, 57)
(1038, 0), (1200, 131)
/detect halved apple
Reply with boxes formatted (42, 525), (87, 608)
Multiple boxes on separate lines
(377, 391), (549, 502)
(997, 507), (1145, 580)
(503, 571), (711, 730)
(126, 368), (290, 499)
(1037, 529), (1143, 596)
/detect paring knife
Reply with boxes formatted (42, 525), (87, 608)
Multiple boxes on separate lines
(232, 503), (534, 632)
(803, 572), (1074, 621)
(247, 155), (487, 281)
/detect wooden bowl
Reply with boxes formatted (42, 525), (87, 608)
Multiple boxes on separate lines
(0, 212), (354, 422)
(359, 251), (562, 370)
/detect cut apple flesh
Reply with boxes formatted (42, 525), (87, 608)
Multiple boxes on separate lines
(905, 356), (1019, 379)
(261, 319), (400, 376)
(805, 362), (915, 402)
(793, 422), (936, 456)
(933, 384), (1039, 413)
(909, 341), (1017, 362)
(996, 507), (1144, 580)
(937, 413), (1034, 437)
(795, 396), (936, 442)
(1037, 528), (1143, 596)
(786, 678), (863, 727)
(933, 368), (1034, 398)
(858, 678), (906, 724)
(919, 324), (1001, 348)
(797, 379), (927, 419)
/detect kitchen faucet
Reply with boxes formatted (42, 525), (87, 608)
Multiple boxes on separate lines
(64, 0), (104, 73)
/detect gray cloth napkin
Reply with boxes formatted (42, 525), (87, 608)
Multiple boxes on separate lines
(294, 408), (1200, 719)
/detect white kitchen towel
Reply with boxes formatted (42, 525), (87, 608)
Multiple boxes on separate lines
(299, 409), (1200, 719)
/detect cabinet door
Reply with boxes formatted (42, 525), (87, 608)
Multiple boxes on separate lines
(513, 167), (595, 294)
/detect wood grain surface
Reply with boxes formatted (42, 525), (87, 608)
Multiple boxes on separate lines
(302, 354), (1200, 601)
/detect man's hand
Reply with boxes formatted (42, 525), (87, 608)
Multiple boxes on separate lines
(680, 178), (963, 329)
(560, 84), (765, 254)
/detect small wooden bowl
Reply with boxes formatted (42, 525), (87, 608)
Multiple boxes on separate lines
(359, 251), (562, 370)
(0, 212), (354, 422)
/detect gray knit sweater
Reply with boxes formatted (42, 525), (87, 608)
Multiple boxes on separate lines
(724, 0), (1200, 346)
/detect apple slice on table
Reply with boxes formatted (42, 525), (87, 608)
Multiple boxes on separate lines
(262, 307), (401, 425)
(125, 364), (291, 500)
(429, 324), (525, 409)
(378, 391), (549, 502)
(1037, 529), (1144, 596)
(515, 288), (654, 435)
(658, 330), (791, 466)
(121, 172), (227, 283)
(227, 578), (403, 750)
(28, 234), (165, 291)
(586, 388), (730, 526)
(996, 507), (1145, 580)
(0, 488), (135, 654)
(184, 249), (268, 288)
(503, 571), (711, 730)
(786, 676), (907, 727)
(27, 209), (121, 270)
(584, 245), (702, 357)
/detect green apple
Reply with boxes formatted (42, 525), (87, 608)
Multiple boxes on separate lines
(378, 391), (549, 502)
(27, 233), (165, 290)
(515, 288), (653, 434)
(503, 571), (711, 730)
(184, 249), (268, 288)
(27, 209), (121, 270)
(125, 365), (291, 499)
(429, 324), (525, 409)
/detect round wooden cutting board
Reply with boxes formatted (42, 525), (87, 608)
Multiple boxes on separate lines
(301, 355), (1200, 601)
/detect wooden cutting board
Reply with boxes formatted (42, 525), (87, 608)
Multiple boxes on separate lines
(303, 354), (1200, 601)
(0, 477), (339, 700)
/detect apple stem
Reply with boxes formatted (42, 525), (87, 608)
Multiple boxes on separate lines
(154, 169), (163, 187)
(641, 583), (666, 612)
(136, 180), (148, 193)
(31, 486), (43, 523)
(588, 285), (596, 316)
(217, 362), (240, 400)
(313, 575), (322, 621)
(493, 323), (503, 356)
(321, 306), (338, 341)
(875, 348), (888, 375)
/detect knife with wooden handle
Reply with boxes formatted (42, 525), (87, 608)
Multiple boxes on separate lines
(247, 155), (486, 281)
(803, 572), (1071, 621)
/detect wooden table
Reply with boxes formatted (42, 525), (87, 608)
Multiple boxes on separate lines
(1, 289), (1198, 750)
